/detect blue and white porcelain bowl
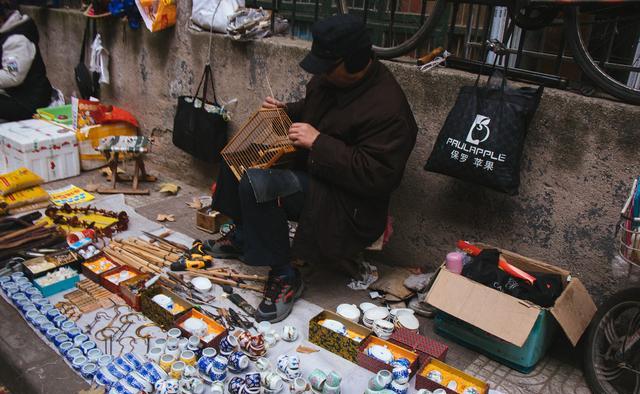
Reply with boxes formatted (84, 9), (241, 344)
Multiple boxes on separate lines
(67, 327), (81, 339)
(45, 327), (62, 341)
(227, 377), (245, 394)
(87, 348), (102, 363)
(105, 362), (127, 380)
(137, 363), (157, 385)
(10, 272), (24, 281)
(39, 321), (55, 334)
(60, 320), (76, 332)
(25, 309), (41, 324)
(10, 291), (27, 304)
(125, 371), (153, 393)
(73, 334), (89, 348)
(54, 333), (71, 347)
(228, 351), (249, 373)
(81, 363), (98, 379)
(24, 287), (41, 298)
(65, 348), (83, 362)
(72, 355), (88, 371)
(17, 282), (33, 293)
(4, 285), (19, 297)
(391, 365), (410, 385)
(209, 369), (227, 382)
(113, 357), (133, 375)
(17, 299), (34, 314)
(94, 366), (119, 388)
(59, 341), (74, 356)
(109, 380), (139, 394)
(197, 347), (217, 374)
(98, 355), (113, 368)
(53, 315), (67, 328)
(0, 276), (12, 288)
(81, 340), (97, 355)
(143, 362), (167, 384)
(46, 308), (61, 321)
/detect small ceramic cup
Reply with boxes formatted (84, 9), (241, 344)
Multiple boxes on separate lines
(389, 380), (409, 394)
(159, 354), (175, 372)
(373, 369), (393, 389)
(245, 372), (261, 389)
(80, 362), (98, 379)
(87, 348), (102, 363)
(282, 325), (299, 342)
(179, 350), (196, 366)
(72, 355), (88, 371)
(147, 346), (163, 364)
(178, 337), (189, 351)
(167, 328), (182, 339)
(196, 347), (216, 373)
(59, 341), (74, 356)
(262, 371), (283, 390)
(60, 320), (76, 332)
(293, 377), (309, 393)
(208, 369), (227, 383)
(392, 365), (410, 385)
(228, 351), (249, 372)
(187, 335), (200, 351)
(81, 340), (97, 355)
(54, 333), (71, 348)
(308, 369), (327, 391)
(65, 348), (83, 362)
(52, 315), (67, 328)
(73, 334), (89, 348)
(211, 355), (228, 371)
(218, 334), (238, 354)
(326, 371), (341, 387)
(152, 337), (167, 351)
(170, 360), (186, 379)
(255, 357), (271, 372)
(66, 328), (82, 339)
(97, 354), (113, 368)
(45, 327), (62, 341)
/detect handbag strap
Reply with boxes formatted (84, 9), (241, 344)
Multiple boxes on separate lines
(79, 18), (90, 64)
(192, 64), (219, 106)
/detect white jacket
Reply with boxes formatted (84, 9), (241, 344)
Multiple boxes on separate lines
(0, 11), (36, 91)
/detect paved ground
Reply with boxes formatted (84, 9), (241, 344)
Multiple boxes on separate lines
(0, 166), (594, 393)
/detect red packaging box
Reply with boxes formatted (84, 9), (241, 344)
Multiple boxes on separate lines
(415, 357), (489, 393)
(389, 327), (448, 364)
(357, 336), (420, 377)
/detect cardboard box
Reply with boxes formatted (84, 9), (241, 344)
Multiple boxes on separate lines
(308, 310), (372, 363)
(141, 285), (193, 329)
(415, 357), (489, 393)
(119, 273), (151, 311)
(100, 265), (143, 295)
(81, 255), (121, 284)
(0, 119), (80, 181)
(357, 336), (420, 377)
(174, 309), (228, 348)
(425, 243), (597, 372)
(389, 327), (448, 363)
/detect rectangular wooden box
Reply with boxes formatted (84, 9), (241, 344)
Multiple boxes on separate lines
(141, 285), (193, 329)
(100, 265), (143, 295)
(196, 208), (230, 234)
(23, 250), (82, 280)
(308, 310), (372, 363)
(81, 254), (121, 284)
(174, 309), (227, 349)
(357, 336), (420, 377)
(415, 357), (489, 393)
(119, 273), (151, 311)
(389, 327), (448, 364)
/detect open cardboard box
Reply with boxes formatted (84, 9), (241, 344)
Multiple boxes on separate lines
(357, 335), (420, 376)
(416, 357), (489, 393)
(141, 285), (193, 329)
(174, 309), (228, 349)
(426, 243), (597, 350)
(100, 265), (143, 295)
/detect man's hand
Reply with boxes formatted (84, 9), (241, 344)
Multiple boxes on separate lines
(288, 123), (320, 149)
(261, 96), (285, 109)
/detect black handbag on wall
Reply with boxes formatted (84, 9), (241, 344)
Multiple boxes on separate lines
(75, 19), (100, 99)
(423, 59), (543, 195)
(172, 64), (228, 163)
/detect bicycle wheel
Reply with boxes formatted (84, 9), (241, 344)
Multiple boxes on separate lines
(565, 4), (640, 105)
(583, 287), (640, 394)
(335, 0), (447, 59)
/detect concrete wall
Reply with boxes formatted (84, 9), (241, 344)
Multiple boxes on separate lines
(24, 5), (640, 299)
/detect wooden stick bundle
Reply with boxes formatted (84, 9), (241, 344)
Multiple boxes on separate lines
(186, 268), (264, 293)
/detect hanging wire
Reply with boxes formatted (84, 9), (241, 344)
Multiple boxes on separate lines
(206, 0), (225, 65)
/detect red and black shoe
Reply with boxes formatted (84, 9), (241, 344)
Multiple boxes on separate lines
(255, 269), (303, 323)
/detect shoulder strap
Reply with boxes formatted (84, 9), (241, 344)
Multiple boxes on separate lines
(192, 64), (219, 106)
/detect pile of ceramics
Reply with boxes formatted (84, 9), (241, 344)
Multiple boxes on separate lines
(0, 272), (105, 380)
(364, 360), (412, 394)
(337, 303), (420, 339)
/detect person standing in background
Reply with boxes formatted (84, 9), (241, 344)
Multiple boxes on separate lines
(0, 0), (52, 121)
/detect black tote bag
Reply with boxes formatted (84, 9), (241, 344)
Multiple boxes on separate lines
(75, 19), (100, 99)
(172, 64), (229, 163)
(424, 61), (543, 195)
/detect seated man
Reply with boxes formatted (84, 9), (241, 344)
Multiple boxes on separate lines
(209, 14), (418, 322)
(0, 1), (52, 121)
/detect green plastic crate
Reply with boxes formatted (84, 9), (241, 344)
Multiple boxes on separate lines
(434, 310), (558, 373)
(36, 104), (73, 126)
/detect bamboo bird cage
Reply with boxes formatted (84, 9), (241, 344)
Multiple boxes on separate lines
(221, 108), (295, 180)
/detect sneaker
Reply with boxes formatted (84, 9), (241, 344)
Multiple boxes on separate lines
(203, 237), (243, 260)
(255, 270), (303, 323)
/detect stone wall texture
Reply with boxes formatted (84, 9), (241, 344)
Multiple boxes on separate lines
(24, 4), (640, 299)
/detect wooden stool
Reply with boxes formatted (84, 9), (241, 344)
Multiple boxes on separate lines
(96, 136), (156, 195)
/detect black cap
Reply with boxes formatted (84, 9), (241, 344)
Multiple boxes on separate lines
(300, 14), (372, 75)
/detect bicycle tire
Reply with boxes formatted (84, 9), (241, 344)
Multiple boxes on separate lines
(565, 5), (640, 105)
(335, 0), (447, 59)
(513, 5), (559, 31)
(583, 287), (640, 394)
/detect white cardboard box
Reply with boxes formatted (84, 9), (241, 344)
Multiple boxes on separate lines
(0, 119), (80, 182)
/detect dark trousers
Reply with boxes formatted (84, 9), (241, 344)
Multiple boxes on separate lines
(0, 94), (35, 121)
(212, 164), (308, 269)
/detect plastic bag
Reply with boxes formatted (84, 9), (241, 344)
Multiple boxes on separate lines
(0, 168), (44, 196)
(191, 0), (244, 33)
(136, 0), (177, 32)
(0, 186), (49, 211)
